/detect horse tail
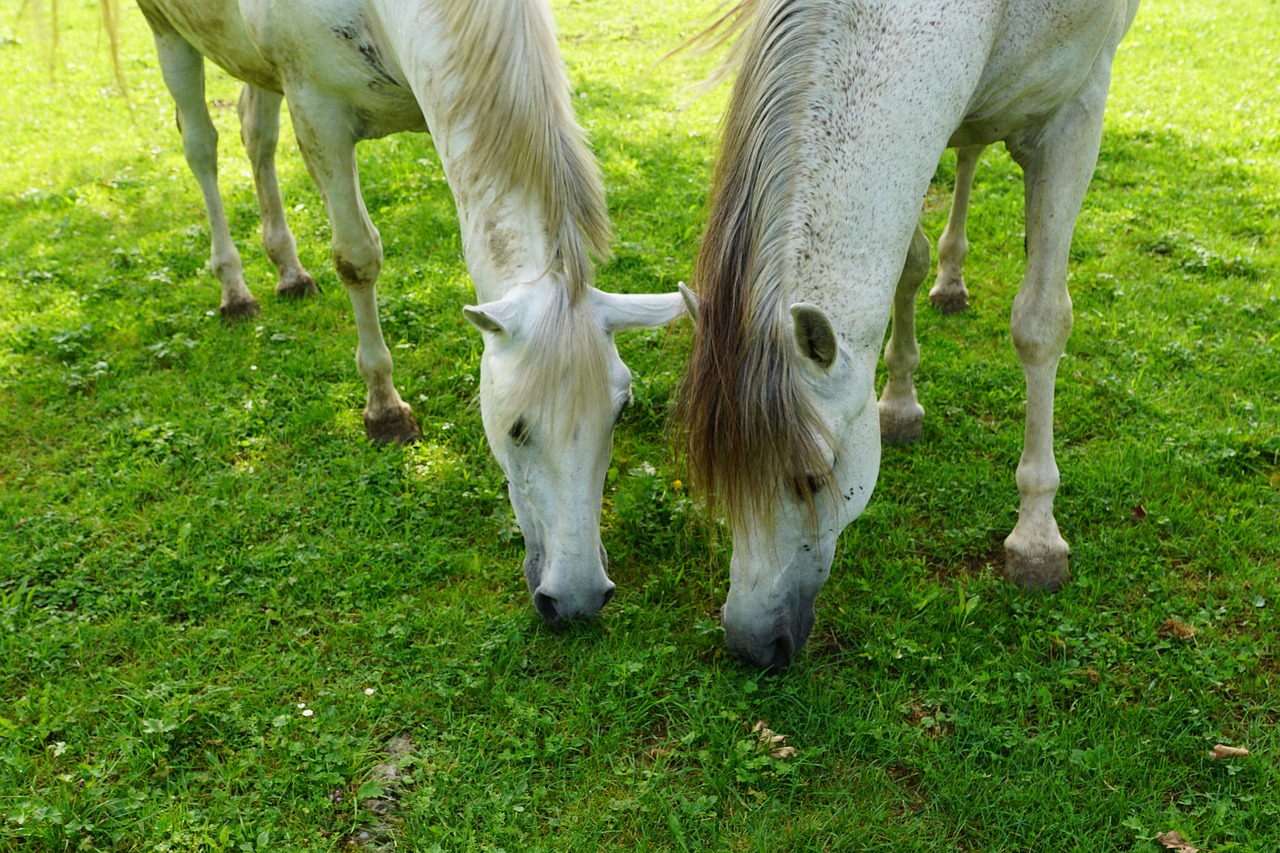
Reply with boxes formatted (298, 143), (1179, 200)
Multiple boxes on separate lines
(96, 0), (125, 89)
(24, 0), (126, 90)
(661, 0), (762, 92)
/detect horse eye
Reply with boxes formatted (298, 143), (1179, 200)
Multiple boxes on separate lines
(791, 473), (825, 500)
(614, 394), (632, 426)
(508, 416), (531, 446)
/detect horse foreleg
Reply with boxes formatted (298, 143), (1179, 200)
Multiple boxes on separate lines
(146, 23), (259, 319)
(928, 144), (983, 315)
(288, 89), (420, 444)
(1003, 94), (1107, 591)
(878, 224), (931, 444)
(237, 85), (318, 300)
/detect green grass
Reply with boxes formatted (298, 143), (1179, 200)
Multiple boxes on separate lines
(2, 0), (1277, 850)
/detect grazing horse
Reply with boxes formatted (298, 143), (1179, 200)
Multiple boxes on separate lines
(674, 0), (1139, 669)
(123, 0), (686, 621)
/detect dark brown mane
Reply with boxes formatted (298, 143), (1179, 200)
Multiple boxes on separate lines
(671, 0), (834, 528)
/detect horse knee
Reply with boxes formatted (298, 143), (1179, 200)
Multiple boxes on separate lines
(332, 238), (382, 290)
(1010, 290), (1072, 365)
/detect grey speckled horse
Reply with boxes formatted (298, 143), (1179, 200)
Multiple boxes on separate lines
(675, 0), (1139, 670)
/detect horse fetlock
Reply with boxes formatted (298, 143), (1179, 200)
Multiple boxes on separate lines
(883, 344), (920, 377)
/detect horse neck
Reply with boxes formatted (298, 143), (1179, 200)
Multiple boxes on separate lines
(769, 4), (997, 348)
(678, 0), (1003, 524)
(379, 0), (611, 304)
(455, 189), (562, 304)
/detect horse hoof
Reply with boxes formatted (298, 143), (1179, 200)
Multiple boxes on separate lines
(220, 298), (262, 321)
(878, 402), (923, 445)
(364, 405), (421, 445)
(928, 282), (969, 315)
(276, 273), (320, 299)
(1003, 546), (1069, 591)
(880, 414), (922, 445)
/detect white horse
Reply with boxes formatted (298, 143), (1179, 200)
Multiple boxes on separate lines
(675, 0), (1139, 669)
(125, 0), (685, 620)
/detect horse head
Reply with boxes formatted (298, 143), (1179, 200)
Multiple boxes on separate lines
(681, 284), (881, 670)
(465, 282), (685, 622)
(713, 304), (881, 670)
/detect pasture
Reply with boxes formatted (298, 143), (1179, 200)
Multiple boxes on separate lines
(1, 0), (1277, 849)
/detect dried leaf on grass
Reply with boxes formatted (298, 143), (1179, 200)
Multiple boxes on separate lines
(752, 719), (798, 759)
(1155, 830), (1202, 852)
(1158, 618), (1196, 641)
(1209, 744), (1249, 760)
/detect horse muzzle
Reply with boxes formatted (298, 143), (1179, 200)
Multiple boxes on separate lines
(721, 601), (816, 673)
(526, 543), (615, 623)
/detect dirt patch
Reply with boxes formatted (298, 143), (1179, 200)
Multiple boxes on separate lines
(1157, 617), (1197, 641)
(923, 543), (1003, 583)
(905, 701), (953, 738)
(340, 734), (416, 852)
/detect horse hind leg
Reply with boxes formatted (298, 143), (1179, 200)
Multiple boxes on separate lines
(147, 23), (259, 319)
(237, 85), (318, 300)
(929, 144), (983, 315)
(878, 224), (931, 444)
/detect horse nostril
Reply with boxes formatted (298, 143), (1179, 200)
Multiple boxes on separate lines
(600, 585), (616, 609)
(766, 633), (795, 673)
(532, 590), (560, 623)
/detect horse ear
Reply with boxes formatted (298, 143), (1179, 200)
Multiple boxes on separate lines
(590, 288), (687, 332)
(678, 282), (699, 321)
(790, 303), (838, 370)
(463, 298), (519, 336)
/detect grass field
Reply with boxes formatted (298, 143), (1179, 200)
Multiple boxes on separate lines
(2, 0), (1278, 850)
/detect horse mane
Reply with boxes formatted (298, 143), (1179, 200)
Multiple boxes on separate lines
(672, 0), (835, 528)
(437, 0), (611, 300)
(437, 0), (614, 441)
